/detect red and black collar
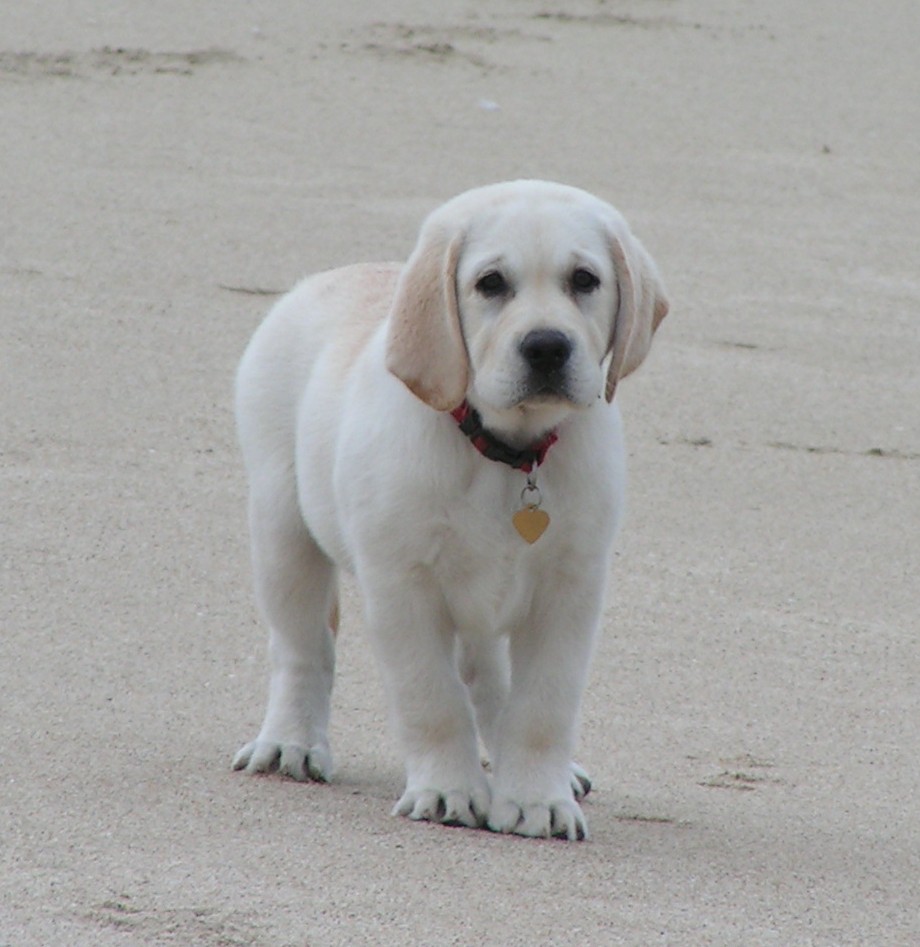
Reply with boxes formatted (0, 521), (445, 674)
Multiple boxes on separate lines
(450, 401), (558, 473)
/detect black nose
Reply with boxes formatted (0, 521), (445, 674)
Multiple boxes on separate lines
(520, 329), (572, 374)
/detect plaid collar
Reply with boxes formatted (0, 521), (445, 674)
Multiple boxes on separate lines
(449, 401), (558, 473)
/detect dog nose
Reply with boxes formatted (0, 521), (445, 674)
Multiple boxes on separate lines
(520, 329), (572, 374)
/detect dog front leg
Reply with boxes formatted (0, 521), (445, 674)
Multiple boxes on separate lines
(488, 573), (605, 840)
(362, 570), (491, 830)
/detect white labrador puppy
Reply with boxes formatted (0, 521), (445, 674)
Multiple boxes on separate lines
(232, 180), (668, 840)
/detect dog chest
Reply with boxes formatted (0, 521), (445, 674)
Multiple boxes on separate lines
(429, 484), (561, 635)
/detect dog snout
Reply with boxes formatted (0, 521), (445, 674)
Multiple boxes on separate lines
(519, 329), (572, 375)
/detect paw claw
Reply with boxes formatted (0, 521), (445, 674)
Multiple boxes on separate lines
(232, 740), (332, 782)
(570, 762), (592, 801)
(488, 797), (588, 841)
(393, 786), (490, 829)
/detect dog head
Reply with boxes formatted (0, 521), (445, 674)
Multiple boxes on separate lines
(385, 181), (669, 441)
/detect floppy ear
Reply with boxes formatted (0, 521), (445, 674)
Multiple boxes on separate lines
(605, 230), (669, 402)
(385, 223), (468, 411)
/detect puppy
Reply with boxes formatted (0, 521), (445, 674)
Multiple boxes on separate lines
(232, 180), (668, 839)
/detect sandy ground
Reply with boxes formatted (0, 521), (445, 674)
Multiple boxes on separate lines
(3, 1), (919, 944)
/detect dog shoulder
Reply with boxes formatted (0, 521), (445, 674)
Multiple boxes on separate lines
(243, 263), (403, 387)
(286, 262), (403, 342)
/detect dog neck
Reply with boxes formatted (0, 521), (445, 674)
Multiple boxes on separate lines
(450, 401), (558, 473)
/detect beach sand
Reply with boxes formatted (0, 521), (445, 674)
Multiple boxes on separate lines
(3, 1), (918, 943)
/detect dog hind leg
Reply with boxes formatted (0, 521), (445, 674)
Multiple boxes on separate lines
(457, 635), (510, 764)
(233, 470), (337, 783)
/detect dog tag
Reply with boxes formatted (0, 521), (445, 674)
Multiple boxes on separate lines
(513, 505), (550, 543)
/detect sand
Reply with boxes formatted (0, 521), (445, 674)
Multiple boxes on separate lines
(3, 1), (919, 944)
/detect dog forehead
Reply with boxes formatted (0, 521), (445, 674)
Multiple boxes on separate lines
(458, 197), (610, 278)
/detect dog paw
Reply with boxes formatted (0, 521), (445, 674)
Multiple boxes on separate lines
(488, 796), (589, 841)
(393, 784), (490, 829)
(570, 762), (592, 801)
(232, 739), (333, 783)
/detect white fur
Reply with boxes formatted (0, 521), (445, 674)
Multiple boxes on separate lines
(231, 180), (667, 840)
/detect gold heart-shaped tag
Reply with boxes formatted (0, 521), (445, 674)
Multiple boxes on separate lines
(512, 505), (550, 543)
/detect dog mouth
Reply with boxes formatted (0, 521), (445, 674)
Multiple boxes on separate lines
(517, 372), (576, 405)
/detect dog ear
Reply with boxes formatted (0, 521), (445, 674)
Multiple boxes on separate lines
(605, 229), (669, 402)
(385, 223), (468, 411)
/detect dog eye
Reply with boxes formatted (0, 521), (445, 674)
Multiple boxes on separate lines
(475, 271), (509, 298)
(570, 268), (600, 294)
